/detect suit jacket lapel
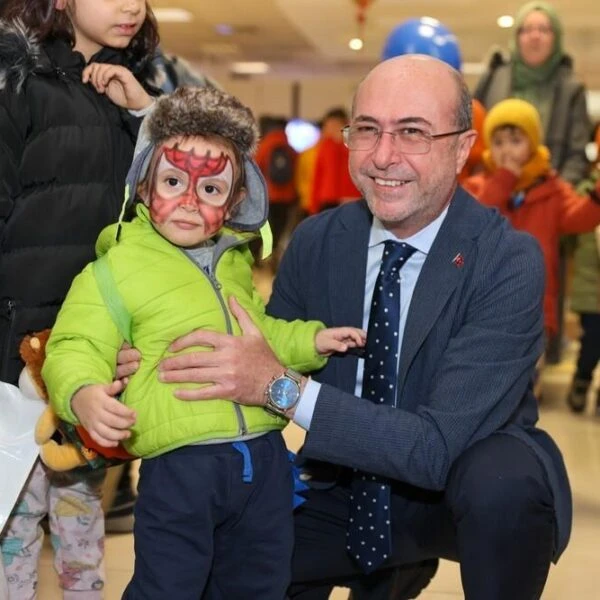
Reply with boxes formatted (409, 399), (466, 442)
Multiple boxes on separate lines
(329, 201), (371, 392)
(398, 190), (479, 392)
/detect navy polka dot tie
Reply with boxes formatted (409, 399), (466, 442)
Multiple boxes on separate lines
(347, 240), (417, 574)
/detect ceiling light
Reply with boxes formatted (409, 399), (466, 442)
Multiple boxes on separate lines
(230, 62), (270, 75)
(152, 8), (193, 23)
(497, 15), (514, 28)
(349, 38), (364, 51)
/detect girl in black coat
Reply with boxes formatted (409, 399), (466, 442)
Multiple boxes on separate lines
(0, 1), (158, 597)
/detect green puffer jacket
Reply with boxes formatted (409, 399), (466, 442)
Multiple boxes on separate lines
(571, 170), (600, 313)
(43, 204), (326, 458)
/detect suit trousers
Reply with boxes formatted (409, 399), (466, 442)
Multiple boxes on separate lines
(289, 433), (556, 600)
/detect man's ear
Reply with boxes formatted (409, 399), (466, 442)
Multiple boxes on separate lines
(55, 0), (67, 10)
(455, 130), (478, 175)
(225, 188), (246, 220)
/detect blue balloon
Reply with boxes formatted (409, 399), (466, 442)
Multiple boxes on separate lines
(381, 17), (462, 71)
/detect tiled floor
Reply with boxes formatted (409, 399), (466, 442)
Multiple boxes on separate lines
(33, 339), (600, 599)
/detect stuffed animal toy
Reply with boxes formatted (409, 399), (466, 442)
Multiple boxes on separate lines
(19, 329), (133, 471)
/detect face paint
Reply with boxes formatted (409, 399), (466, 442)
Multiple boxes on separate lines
(148, 142), (235, 238)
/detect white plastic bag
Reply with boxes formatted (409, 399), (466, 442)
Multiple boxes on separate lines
(0, 382), (45, 534)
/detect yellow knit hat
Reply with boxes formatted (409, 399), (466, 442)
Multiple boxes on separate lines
(483, 98), (542, 149)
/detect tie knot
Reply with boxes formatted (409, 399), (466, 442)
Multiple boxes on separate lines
(381, 241), (416, 280)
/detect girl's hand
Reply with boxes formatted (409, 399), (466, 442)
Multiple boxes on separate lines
(82, 63), (153, 111)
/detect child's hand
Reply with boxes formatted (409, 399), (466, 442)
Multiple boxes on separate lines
(496, 154), (523, 178)
(316, 327), (366, 356)
(71, 381), (136, 448)
(82, 63), (153, 111)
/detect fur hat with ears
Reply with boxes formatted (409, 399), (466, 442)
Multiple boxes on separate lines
(147, 86), (259, 154)
(124, 86), (270, 236)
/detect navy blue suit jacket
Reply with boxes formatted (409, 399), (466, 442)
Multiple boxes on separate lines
(267, 187), (571, 559)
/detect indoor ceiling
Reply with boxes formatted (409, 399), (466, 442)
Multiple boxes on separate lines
(151, 0), (600, 88)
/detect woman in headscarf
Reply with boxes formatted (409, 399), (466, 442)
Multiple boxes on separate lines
(475, 1), (591, 185)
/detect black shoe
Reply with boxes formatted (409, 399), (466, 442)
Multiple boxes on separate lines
(566, 379), (590, 413)
(349, 559), (439, 600)
(105, 487), (136, 534)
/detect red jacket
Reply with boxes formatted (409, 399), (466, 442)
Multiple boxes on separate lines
(464, 170), (600, 335)
(255, 130), (297, 204)
(310, 138), (360, 213)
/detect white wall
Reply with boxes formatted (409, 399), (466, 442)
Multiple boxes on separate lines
(198, 63), (600, 124)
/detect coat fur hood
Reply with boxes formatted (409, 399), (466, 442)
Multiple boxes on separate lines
(0, 19), (43, 92)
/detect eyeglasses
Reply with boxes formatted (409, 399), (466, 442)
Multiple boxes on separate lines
(342, 124), (469, 155)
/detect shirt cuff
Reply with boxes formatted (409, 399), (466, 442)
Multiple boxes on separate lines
(292, 379), (321, 430)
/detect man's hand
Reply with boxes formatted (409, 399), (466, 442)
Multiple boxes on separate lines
(82, 63), (153, 111)
(71, 381), (136, 448)
(159, 296), (284, 403)
(115, 342), (141, 384)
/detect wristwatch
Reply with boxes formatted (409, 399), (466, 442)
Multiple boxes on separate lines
(264, 369), (303, 417)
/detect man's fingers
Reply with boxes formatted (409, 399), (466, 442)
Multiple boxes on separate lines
(115, 361), (139, 381)
(228, 296), (261, 336)
(167, 329), (222, 353)
(115, 344), (141, 380)
(174, 383), (229, 401)
(159, 361), (222, 383)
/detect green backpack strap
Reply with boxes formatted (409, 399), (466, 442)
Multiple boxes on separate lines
(92, 254), (133, 345)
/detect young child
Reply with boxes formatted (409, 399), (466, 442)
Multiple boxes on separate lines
(0, 0), (158, 597)
(567, 132), (600, 413)
(42, 86), (365, 599)
(463, 98), (600, 345)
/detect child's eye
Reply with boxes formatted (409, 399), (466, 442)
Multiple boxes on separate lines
(166, 177), (181, 187)
(204, 184), (222, 195)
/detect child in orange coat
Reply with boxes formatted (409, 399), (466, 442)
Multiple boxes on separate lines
(463, 98), (600, 341)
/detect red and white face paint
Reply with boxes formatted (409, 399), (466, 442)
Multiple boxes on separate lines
(144, 137), (238, 246)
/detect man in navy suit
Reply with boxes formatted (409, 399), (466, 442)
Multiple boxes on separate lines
(157, 55), (571, 599)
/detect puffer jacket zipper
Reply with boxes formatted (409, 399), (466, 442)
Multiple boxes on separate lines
(181, 238), (255, 437)
(0, 299), (17, 381)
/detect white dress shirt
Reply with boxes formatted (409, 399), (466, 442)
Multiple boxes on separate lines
(293, 206), (449, 430)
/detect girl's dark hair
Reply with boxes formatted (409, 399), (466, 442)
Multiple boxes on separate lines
(0, 0), (159, 76)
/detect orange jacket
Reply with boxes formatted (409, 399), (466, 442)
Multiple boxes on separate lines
(458, 99), (487, 184)
(255, 130), (297, 204)
(310, 138), (360, 213)
(295, 143), (319, 211)
(463, 170), (600, 335)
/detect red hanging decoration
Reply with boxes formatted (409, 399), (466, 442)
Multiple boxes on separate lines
(353, 0), (375, 37)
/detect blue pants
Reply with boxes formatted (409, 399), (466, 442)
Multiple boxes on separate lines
(122, 431), (293, 600)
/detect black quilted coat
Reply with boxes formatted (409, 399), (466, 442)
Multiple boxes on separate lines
(0, 21), (148, 383)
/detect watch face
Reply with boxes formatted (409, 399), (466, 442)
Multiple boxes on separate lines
(270, 377), (300, 410)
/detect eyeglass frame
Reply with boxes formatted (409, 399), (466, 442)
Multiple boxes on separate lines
(341, 124), (470, 155)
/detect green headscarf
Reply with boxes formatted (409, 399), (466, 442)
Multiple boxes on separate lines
(511, 2), (564, 126)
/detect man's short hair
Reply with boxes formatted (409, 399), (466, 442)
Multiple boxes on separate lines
(452, 70), (472, 131)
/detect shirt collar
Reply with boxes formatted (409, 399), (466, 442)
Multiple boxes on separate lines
(368, 205), (449, 256)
